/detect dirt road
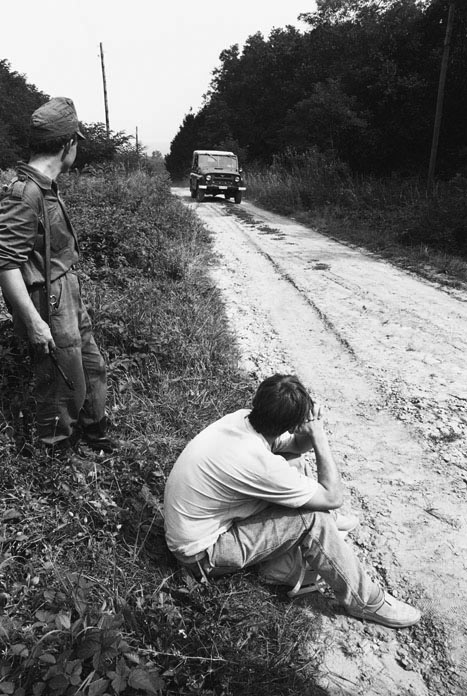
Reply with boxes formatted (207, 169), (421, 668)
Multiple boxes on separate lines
(173, 187), (467, 696)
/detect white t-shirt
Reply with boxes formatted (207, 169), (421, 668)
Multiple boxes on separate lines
(164, 409), (318, 559)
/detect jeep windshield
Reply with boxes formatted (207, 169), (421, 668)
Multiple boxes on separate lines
(198, 154), (238, 170)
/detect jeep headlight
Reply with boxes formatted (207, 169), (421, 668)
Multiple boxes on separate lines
(206, 175), (212, 182)
(235, 176), (240, 183)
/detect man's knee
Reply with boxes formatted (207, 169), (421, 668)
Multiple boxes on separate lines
(299, 510), (339, 545)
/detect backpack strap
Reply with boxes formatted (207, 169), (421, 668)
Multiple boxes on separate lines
(41, 191), (52, 325)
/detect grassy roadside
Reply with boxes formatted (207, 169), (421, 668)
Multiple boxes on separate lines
(245, 149), (467, 290)
(0, 168), (327, 695)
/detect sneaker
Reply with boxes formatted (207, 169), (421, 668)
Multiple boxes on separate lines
(348, 592), (421, 628)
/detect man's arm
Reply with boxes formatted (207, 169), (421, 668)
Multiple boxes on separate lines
(0, 184), (54, 353)
(277, 423), (322, 457)
(0, 268), (55, 354)
(295, 403), (344, 511)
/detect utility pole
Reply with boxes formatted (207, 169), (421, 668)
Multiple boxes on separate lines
(427, 0), (456, 195)
(100, 42), (110, 137)
(135, 126), (140, 168)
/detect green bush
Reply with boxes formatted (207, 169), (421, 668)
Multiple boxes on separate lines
(246, 149), (467, 283)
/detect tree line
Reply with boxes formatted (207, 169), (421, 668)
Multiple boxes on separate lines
(0, 59), (165, 173)
(165, 0), (467, 181)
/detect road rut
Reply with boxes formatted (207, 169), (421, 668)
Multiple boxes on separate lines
(173, 188), (467, 695)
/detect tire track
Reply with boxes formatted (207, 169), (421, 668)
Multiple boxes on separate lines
(173, 188), (467, 696)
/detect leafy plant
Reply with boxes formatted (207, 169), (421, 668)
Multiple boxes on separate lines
(245, 150), (467, 286)
(0, 168), (326, 695)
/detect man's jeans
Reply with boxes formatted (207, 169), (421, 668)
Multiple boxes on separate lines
(14, 271), (107, 447)
(204, 506), (382, 610)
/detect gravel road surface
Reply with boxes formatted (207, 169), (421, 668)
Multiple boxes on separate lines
(173, 187), (467, 696)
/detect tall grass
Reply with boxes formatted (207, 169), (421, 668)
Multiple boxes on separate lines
(246, 148), (467, 284)
(0, 164), (457, 695)
(0, 167), (328, 695)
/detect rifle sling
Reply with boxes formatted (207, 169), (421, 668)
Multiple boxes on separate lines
(41, 192), (52, 326)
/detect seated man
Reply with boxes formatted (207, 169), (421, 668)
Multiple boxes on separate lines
(164, 374), (421, 628)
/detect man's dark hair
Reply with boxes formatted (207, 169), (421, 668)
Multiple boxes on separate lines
(29, 133), (77, 156)
(249, 374), (313, 438)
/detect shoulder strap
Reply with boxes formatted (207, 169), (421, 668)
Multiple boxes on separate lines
(1, 177), (27, 201)
(41, 193), (52, 326)
(10, 179), (28, 199)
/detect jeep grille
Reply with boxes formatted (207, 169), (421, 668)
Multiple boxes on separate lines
(211, 173), (236, 185)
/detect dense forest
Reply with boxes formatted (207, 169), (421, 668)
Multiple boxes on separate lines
(0, 59), (47, 167)
(165, 0), (467, 181)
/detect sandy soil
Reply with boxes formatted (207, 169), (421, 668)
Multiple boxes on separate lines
(172, 187), (467, 696)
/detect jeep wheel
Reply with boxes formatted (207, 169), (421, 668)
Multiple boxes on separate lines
(224, 194), (231, 200)
(196, 187), (205, 202)
(234, 191), (242, 204)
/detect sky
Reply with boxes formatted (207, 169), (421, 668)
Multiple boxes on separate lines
(2, 0), (317, 156)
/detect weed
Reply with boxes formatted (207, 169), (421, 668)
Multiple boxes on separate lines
(246, 150), (467, 287)
(0, 168), (324, 695)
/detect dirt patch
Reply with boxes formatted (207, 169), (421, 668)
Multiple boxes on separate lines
(173, 189), (467, 695)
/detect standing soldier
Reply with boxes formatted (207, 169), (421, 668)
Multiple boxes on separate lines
(0, 97), (114, 457)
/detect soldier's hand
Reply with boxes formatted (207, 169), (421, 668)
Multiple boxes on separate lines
(28, 319), (56, 355)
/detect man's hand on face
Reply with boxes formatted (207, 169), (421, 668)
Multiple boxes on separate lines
(295, 401), (327, 445)
(28, 318), (56, 356)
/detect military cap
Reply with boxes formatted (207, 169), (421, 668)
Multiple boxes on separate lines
(30, 97), (85, 141)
